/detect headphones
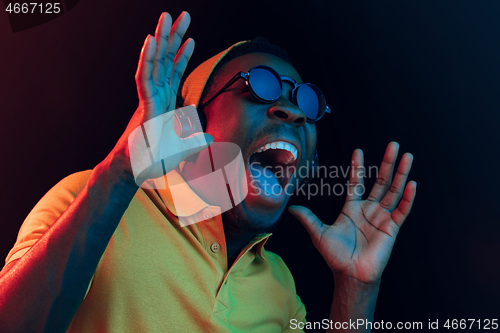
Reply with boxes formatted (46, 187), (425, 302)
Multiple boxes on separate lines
(173, 105), (205, 139)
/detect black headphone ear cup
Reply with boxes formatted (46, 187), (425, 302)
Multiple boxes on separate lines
(184, 106), (203, 134)
(174, 106), (204, 138)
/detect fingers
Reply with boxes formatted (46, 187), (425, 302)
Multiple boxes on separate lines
(367, 142), (399, 202)
(379, 152), (414, 211)
(346, 149), (365, 202)
(170, 38), (195, 96)
(153, 12), (173, 87)
(135, 35), (157, 101)
(288, 205), (326, 244)
(391, 181), (417, 226)
(164, 11), (191, 86)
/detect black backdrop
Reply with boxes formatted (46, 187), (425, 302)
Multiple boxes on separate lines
(1, 0), (499, 330)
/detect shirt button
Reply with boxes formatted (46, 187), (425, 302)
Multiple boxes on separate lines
(211, 243), (220, 253)
(204, 212), (213, 219)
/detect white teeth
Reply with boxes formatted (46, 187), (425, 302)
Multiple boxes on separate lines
(254, 141), (298, 161)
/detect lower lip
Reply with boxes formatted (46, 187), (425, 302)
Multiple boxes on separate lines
(245, 161), (292, 207)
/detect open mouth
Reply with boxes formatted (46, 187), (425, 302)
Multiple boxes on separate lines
(249, 141), (298, 196)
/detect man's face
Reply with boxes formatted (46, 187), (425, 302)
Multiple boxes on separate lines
(203, 53), (317, 232)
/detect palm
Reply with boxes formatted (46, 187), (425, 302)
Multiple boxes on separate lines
(290, 142), (416, 284)
(147, 66), (175, 117)
(318, 200), (398, 283)
(144, 80), (173, 118)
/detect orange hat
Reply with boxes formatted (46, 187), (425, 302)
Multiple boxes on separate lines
(181, 41), (248, 108)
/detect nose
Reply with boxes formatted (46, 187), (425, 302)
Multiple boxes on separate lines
(266, 88), (307, 127)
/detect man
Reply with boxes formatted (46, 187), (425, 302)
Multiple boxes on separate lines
(0, 11), (416, 332)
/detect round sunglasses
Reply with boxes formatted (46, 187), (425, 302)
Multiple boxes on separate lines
(199, 65), (330, 122)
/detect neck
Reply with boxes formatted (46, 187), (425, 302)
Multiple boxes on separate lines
(179, 154), (260, 267)
(223, 218), (258, 268)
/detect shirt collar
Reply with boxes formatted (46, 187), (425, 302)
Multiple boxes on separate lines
(251, 233), (272, 260)
(148, 169), (272, 259)
(152, 169), (210, 217)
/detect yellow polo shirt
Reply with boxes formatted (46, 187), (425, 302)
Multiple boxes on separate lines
(5, 170), (306, 332)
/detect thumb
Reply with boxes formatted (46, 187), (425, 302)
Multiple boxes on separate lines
(179, 133), (214, 157)
(288, 205), (326, 245)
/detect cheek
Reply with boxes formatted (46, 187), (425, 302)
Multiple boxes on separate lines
(204, 100), (246, 142)
(304, 124), (318, 158)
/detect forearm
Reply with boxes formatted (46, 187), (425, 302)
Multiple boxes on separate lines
(0, 152), (139, 332)
(327, 275), (380, 333)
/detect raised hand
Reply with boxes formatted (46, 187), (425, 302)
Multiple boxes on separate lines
(136, 11), (192, 118)
(111, 12), (212, 187)
(289, 142), (416, 284)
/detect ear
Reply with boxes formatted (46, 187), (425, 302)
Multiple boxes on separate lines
(310, 149), (319, 177)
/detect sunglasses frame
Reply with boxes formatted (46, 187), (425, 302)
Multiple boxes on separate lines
(199, 65), (330, 122)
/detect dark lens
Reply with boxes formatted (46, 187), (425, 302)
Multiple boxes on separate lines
(296, 84), (325, 120)
(248, 67), (282, 102)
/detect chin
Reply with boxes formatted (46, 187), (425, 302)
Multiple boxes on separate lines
(222, 194), (291, 234)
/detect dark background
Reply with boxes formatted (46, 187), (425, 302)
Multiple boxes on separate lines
(1, 0), (499, 331)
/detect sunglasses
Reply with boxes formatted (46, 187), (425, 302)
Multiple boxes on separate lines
(200, 65), (330, 122)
